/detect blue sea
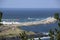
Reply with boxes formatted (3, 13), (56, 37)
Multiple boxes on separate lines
(0, 8), (60, 40)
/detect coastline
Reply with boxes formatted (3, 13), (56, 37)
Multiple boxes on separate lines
(0, 17), (57, 40)
(0, 17), (56, 38)
(0, 25), (35, 37)
(0, 17), (57, 26)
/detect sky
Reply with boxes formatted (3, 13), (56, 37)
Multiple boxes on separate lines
(0, 0), (60, 8)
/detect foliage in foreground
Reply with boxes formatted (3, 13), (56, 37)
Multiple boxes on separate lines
(19, 31), (28, 40)
(0, 11), (3, 22)
(49, 13), (60, 40)
(19, 31), (41, 40)
(0, 11), (3, 26)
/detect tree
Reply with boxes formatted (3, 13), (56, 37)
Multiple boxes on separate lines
(19, 31), (28, 40)
(0, 11), (3, 25)
(54, 13), (59, 20)
(0, 11), (3, 22)
(56, 32), (60, 40)
(49, 13), (60, 40)
(49, 29), (54, 40)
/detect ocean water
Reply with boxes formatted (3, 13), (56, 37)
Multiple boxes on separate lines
(0, 8), (60, 40)
(0, 8), (60, 19)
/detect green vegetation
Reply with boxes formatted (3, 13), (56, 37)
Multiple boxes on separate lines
(0, 11), (3, 22)
(0, 11), (3, 26)
(54, 13), (59, 20)
(49, 29), (54, 40)
(19, 31), (41, 40)
(49, 13), (60, 40)
(19, 31), (28, 40)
